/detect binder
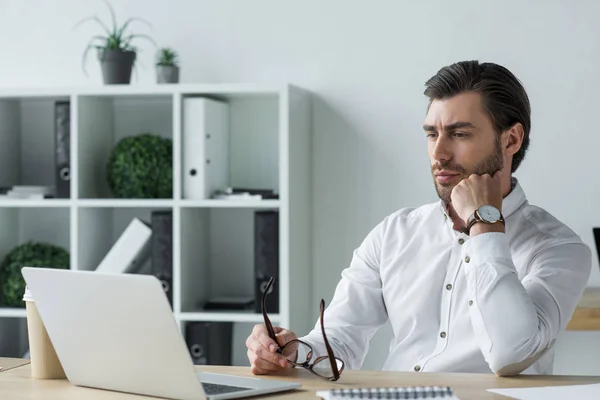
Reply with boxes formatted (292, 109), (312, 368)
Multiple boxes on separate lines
(182, 97), (229, 200)
(54, 101), (70, 198)
(95, 218), (152, 274)
(151, 210), (173, 306)
(254, 211), (279, 313)
(185, 322), (233, 365)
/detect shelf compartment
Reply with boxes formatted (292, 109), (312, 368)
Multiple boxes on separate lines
(77, 94), (174, 199)
(0, 207), (71, 306)
(180, 93), (280, 201)
(0, 96), (71, 199)
(180, 207), (280, 315)
(77, 206), (172, 274)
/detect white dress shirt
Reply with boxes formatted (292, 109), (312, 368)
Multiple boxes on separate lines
(299, 178), (592, 376)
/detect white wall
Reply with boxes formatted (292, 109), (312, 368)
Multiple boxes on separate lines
(2, 0), (599, 374)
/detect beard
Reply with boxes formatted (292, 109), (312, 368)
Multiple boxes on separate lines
(432, 136), (504, 204)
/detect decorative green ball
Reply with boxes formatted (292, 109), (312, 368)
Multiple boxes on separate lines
(0, 242), (70, 308)
(106, 133), (173, 198)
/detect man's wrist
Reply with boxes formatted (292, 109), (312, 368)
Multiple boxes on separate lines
(469, 221), (505, 236)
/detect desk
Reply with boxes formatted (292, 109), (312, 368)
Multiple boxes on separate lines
(1, 359), (600, 400)
(567, 287), (600, 330)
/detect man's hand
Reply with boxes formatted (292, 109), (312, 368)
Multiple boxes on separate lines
(451, 171), (503, 228)
(246, 324), (299, 375)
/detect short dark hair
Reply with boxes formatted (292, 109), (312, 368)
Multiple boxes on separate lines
(424, 60), (531, 173)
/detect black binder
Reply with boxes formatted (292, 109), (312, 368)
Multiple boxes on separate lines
(254, 211), (279, 313)
(54, 101), (70, 198)
(151, 210), (173, 307)
(185, 322), (233, 365)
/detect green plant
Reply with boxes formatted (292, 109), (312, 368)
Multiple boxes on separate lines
(156, 47), (179, 67)
(106, 133), (173, 198)
(0, 242), (70, 308)
(74, 0), (157, 75)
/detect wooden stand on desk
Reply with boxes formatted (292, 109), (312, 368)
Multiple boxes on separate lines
(567, 287), (600, 331)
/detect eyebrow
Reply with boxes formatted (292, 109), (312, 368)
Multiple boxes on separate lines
(422, 121), (477, 132)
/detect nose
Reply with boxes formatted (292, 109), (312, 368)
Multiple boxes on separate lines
(431, 134), (452, 164)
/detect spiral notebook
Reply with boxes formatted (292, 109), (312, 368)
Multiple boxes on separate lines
(316, 386), (459, 399)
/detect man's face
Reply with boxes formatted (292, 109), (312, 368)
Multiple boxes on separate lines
(424, 92), (504, 203)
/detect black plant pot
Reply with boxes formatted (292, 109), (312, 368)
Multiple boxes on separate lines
(98, 49), (136, 84)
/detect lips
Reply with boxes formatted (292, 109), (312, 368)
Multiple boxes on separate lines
(435, 171), (460, 184)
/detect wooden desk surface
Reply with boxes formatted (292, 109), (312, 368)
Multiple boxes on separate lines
(567, 287), (600, 331)
(1, 359), (599, 400)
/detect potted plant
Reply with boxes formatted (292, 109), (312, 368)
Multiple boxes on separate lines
(106, 133), (173, 198)
(0, 242), (69, 308)
(74, 0), (156, 84)
(156, 47), (180, 84)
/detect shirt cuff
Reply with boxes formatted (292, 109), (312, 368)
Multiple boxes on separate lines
(462, 232), (517, 280)
(462, 232), (512, 265)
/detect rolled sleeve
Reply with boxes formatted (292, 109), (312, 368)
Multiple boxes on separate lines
(460, 232), (591, 376)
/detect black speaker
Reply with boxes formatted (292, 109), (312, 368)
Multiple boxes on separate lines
(151, 210), (173, 307)
(185, 322), (233, 365)
(254, 211), (279, 313)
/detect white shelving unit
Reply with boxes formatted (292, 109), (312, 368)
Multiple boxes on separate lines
(0, 83), (312, 367)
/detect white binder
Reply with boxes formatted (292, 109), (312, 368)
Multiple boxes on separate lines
(183, 97), (229, 200)
(95, 218), (152, 274)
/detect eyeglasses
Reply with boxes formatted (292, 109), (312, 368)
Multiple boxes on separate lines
(261, 276), (345, 381)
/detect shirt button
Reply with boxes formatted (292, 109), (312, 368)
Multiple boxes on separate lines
(446, 284), (452, 291)
(458, 238), (464, 245)
(469, 300), (473, 306)
(414, 365), (421, 372)
(440, 331), (447, 338)
(465, 256), (470, 263)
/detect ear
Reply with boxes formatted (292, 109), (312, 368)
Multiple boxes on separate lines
(503, 122), (524, 157)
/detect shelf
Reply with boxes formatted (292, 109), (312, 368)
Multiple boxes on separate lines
(0, 83), (311, 363)
(77, 199), (175, 208)
(179, 199), (280, 208)
(567, 287), (600, 331)
(0, 83), (288, 99)
(0, 199), (71, 208)
(178, 312), (278, 324)
(0, 199), (280, 208)
(0, 308), (26, 318)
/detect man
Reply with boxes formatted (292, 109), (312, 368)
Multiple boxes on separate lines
(245, 60), (592, 376)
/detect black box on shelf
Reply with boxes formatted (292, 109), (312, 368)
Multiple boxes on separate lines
(254, 211), (279, 314)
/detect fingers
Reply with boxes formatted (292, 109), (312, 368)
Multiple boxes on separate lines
(275, 330), (298, 347)
(255, 327), (279, 352)
(247, 338), (288, 368)
(247, 349), (282, 374)
(246, 325), (291, 374)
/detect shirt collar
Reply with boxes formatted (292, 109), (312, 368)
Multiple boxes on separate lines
(438, 177), (527, 220)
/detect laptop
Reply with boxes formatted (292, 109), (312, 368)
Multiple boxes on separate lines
(21, 267), (301, 400)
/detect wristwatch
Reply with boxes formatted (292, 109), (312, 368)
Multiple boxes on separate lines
(466, 205), (505, 233)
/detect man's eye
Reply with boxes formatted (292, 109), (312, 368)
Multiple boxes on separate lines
(426, 133), (437, 139)
(453, 132), (469, 138)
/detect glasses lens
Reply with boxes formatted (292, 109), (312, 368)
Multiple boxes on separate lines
(281, 340), (313, 364)
(311, 356), (344, 378)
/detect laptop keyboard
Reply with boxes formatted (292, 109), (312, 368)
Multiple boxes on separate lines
(201, 382), (252, 396)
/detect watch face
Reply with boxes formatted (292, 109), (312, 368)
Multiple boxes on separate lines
(478, 205), (501, 222)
